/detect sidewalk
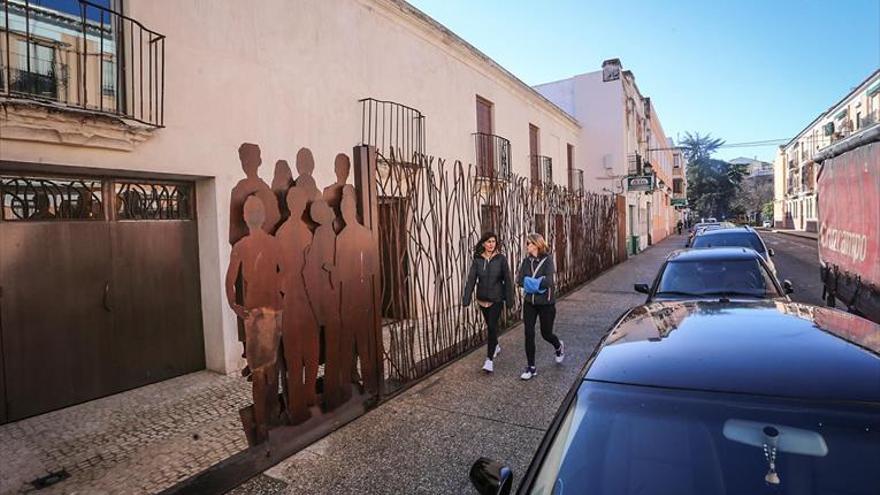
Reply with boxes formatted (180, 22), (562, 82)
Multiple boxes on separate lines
(771, 228), (819, 241)
(233, 235), (688, 495)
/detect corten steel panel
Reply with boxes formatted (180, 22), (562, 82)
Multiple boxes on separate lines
(108, 220), (205, 391)
(0, 222), (115, 422)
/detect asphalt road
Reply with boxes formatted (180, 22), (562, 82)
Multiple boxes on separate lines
(760, 231), (824, 306)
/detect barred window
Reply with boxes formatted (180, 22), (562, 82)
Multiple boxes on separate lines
(0, 176), (103, 221)
(115, 181), (193, 220)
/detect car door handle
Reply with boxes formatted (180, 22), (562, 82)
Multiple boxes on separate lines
(103, 281), (113, 312)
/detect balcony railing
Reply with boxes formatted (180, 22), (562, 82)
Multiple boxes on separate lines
(568, 168), (583, 193)
(473, 132), (510, 180)
(859, 110), (878, 130)
(1, 0), (166, 127)
(360, 98), (426, 163)
(530, 155), (552, 186)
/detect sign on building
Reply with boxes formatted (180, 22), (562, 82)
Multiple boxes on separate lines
(627, 175), (654, 192)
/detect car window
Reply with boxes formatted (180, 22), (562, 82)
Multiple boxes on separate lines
(528, 381), (880, 495)
(692, 233), (766, 254)
(656, 259), (780, 297)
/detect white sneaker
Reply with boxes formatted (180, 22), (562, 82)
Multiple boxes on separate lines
(520, 366), (537, 380)
(555, 341), (565, 364)
(493, 344), (501, 358)
(482, 358), (494, 373)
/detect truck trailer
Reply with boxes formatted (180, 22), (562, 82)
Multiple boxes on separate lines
(815, 126), (880, 324)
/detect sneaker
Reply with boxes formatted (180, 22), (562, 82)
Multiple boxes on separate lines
(493, 344), (501, 359)
(482, 358), (494, 373)
(520, 366), (537, 380)
(555, 341), (565, 364)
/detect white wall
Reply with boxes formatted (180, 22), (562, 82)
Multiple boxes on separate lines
(0, 0), (580, 373)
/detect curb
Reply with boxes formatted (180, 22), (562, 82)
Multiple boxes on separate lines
(771, 229), (819, 241)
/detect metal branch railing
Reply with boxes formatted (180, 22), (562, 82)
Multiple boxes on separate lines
(473, 132), (511, 180)
(1, 0), (165, 127)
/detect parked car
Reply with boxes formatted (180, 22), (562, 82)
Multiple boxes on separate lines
(469, 301), (880, 495)
(762, 220), (772, 228)
(686, 221), (732, 247)
(634, 247), (790, 302)
(689, 227), (778, 276)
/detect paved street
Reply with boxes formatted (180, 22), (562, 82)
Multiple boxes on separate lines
(233, 235), (688, 495)
(761, 231), (824, 306)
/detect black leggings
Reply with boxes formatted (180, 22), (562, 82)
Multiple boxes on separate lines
(523, 302), (560, 367)
(479, 302), (503, 359)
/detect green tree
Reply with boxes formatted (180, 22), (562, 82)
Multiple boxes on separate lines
(680, 131), (725, 164)
(682, 132), (747, 220)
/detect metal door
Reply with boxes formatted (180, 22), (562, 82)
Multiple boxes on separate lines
(108, 180), (204, 389)
(0, 176), (115, 422)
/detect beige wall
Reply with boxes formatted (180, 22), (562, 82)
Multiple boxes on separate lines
(1, 0), (580, 373)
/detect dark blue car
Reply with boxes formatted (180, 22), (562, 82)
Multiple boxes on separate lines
(470, 300), (880, 494)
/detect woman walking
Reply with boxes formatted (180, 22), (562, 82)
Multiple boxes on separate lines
(462, 232), (514, 373)
(516, 233), (564, 380)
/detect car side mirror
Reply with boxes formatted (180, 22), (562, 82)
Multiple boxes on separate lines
(783, 280), (794, 294)
(470, 458), (513, 495)
(768, 248), (775, 257)
(634, 283), (650, 294)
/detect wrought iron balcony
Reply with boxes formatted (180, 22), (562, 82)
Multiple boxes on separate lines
(1, 0), (166, 127)
(569, 168), (583, 193)
(473, 132), (511, 180)
(360, 97), (426, 163)
(530, 155), (552, 186)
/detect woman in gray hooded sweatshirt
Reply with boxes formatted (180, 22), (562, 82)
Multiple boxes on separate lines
(462, 232), (514, 373)
(516, 233), (564, 380)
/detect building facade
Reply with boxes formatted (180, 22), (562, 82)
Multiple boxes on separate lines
(534, 59), (681, 253)
(0, 0), (590, 421)
(774, 69), (880, 231)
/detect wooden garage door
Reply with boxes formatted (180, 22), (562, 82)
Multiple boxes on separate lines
(0, 174), (204, 423)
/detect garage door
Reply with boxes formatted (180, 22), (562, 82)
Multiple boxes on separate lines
(0, 173), (205, 423)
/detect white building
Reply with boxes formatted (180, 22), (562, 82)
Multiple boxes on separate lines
(774, 69), (880, 231)
(535, 59), (680, 253)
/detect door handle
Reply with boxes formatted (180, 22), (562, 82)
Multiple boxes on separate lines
(103, 281), (113, 312)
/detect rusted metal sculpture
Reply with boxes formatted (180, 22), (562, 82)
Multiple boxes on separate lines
(336, 185), (381, 395)
(275, 186), (319, 425)
(225, 144), (384, 445)
(229, 143), (282, 244)
(225, 195), (284, 444)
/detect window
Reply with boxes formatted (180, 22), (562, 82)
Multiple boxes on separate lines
(15, 40), (55, 76)
(102, 59), (117, 96)
(1, 176), (103, 221)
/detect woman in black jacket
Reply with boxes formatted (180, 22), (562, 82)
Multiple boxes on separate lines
(516, 233), (564, 380)
(462, 232), (514, 373)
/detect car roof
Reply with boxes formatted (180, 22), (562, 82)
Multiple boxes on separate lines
(666, 247), (762, 261)
(696, 226), (757, 237)
(586, 301), (880, 403)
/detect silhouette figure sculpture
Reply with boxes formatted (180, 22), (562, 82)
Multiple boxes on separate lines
(303, 199), (346, 410)
(230, 143), (282, 244)
(322, 154), (351, 233)
(276, 186), (320, 424)
(336, 185), (381, 396)
(272, 160), (294, 224)
(293, 148), (322, 230)
(225, 195), (284, 444)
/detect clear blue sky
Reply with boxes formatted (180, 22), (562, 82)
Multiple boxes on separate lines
(409, 0), (880, 162)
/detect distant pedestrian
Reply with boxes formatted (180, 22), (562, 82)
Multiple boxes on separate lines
(676, 220), (683, 235)
(516, 233), (563, 381)
(462, 232), (514, 373)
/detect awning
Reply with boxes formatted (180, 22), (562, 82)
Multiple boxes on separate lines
(868, 80), (880, 96)
(834, 108), (848, 120)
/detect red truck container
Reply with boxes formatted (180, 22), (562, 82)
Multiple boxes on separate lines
(815, 130), (880, 323)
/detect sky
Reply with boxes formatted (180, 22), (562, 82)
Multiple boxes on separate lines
(409, 0), (880, 163)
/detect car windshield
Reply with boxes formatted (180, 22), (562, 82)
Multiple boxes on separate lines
(528, 381), (880, 495)
(655, 259), (780, 298)
(693, 232), (766, 255)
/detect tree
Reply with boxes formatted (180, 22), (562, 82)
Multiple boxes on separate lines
(681, 132), (747, 220)
(679, 131), (725, 164)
